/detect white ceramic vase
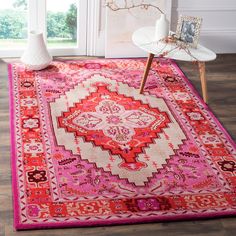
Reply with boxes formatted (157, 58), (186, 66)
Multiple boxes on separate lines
(155, 14), (170, 41)
(21, 31), (52, 71)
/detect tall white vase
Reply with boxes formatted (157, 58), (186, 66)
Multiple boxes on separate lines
(155, 14), (170, 41)
(21, 31), (52, 71)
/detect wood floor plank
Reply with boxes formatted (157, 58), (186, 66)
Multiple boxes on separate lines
(0, 55), (235, 236)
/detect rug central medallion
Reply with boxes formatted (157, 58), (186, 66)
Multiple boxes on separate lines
(51, 75), (186, 185)
(58, 84), (170, 171)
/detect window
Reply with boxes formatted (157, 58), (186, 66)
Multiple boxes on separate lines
(0, 0), (87, 57)
(47, 0), (78, 48)
(0, 0), (28, 49)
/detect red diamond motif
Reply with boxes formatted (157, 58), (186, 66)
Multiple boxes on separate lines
(58, 83), (171, 171)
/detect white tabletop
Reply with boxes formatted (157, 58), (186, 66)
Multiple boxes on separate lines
(132, 27), (216, 62)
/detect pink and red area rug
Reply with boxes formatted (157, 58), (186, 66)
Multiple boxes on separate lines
(9, 59), (236, 230)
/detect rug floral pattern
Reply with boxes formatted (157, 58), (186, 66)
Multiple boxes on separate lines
(9, 59), (236, 229)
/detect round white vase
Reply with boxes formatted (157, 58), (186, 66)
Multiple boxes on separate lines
(21, 31), (52, 71)
(154, 14), (170, 41)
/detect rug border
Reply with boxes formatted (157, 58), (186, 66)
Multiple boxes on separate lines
(13, 211), (236, 230)
(8, 63), (21, 230)
(8, 59), (236, 230)
(172, 60), (236, 149)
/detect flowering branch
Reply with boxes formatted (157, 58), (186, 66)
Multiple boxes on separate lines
(158, 35), (200, 62)
(105, 0), (164, 14)
(141, 35), (200, 62)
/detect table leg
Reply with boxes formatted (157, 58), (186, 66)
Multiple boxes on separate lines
(198, 61), (208, 103)
(139, 53), (155, 93)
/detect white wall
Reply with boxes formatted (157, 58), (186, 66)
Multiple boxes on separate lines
(171, 0), (236, 53)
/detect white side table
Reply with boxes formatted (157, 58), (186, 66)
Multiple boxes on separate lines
(132, 26), (217, 103)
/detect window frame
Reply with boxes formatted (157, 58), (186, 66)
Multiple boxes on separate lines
(0, 0), (87, 57)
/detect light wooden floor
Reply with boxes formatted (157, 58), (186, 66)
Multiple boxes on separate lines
(0, 55), (235, 236)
